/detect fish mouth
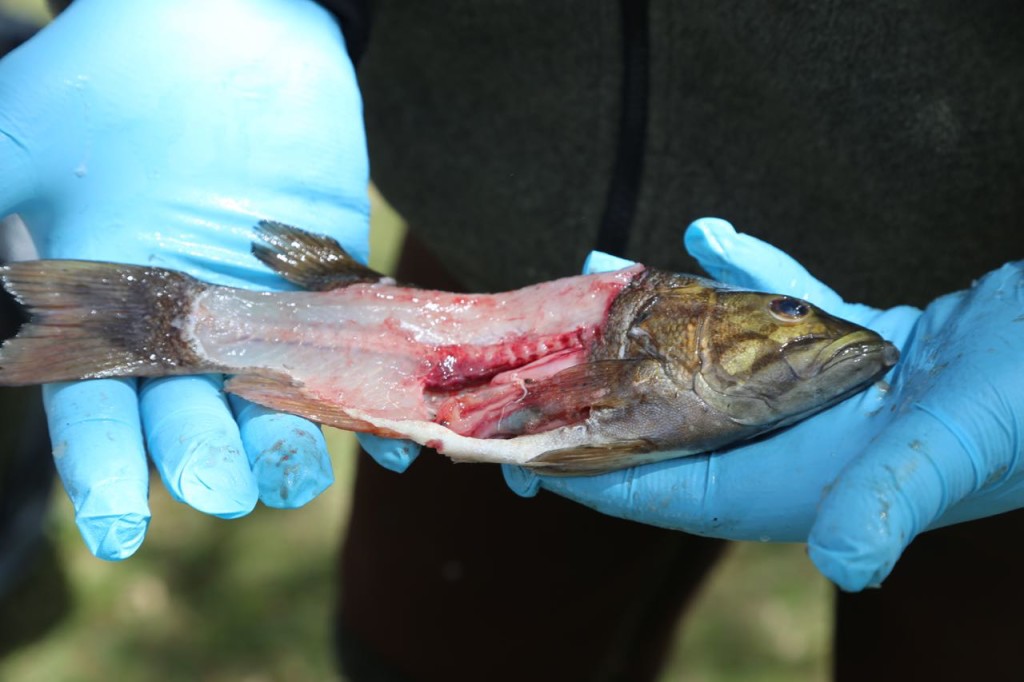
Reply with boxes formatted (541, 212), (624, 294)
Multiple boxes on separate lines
(819, 330), (899, 373)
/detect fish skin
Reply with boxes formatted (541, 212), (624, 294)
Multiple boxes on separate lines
(0, 222), (898, 474)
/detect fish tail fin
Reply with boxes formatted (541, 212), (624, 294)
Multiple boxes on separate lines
(252, 220), (385, 291)
(0, 260), (213, 386)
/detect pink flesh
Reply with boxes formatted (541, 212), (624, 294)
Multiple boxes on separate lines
(431, 347), (590, 437)
(192, 266), (643, 438)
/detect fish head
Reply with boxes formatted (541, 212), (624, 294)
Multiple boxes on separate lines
(683, 289), (899, 429)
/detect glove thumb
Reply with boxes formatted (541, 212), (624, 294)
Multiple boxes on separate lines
(683, 217), (853, 311)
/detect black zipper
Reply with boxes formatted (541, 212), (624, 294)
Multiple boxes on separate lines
(595, 0), (650, 257)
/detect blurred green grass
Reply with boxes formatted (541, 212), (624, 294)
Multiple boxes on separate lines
(0, 2), (832, 677)
(0, 0), (47, 24)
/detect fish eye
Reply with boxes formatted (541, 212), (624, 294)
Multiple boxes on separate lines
(769, 296), (811, 322)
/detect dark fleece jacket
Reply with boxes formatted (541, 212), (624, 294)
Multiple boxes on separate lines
(332, 0), (1022, 306)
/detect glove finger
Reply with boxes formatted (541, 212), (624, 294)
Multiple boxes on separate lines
(139, 374), (258, 518)
(502, 464), (542, 497)
(684, 217), (888, 325)
(582, 250), (636, 274)
(356, 433), (421, 473)
(505, 440), (833, 542)
(228, 394), (334, 508)
(683, 217), (842, 302)
(807, 407), (977, 591)
(499, 458), (718, 532)
(42, 379), (151, 561)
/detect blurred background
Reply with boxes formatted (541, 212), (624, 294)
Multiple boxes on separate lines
(0, 2), (832, 680)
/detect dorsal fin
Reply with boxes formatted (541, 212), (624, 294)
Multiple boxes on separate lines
(252, 220), (384, 291)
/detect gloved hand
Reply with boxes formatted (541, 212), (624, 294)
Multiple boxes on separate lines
(0, 0), (394, 559)
(505, 218), (1024, 591)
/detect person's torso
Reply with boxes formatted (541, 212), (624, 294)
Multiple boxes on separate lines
(359, 0), (1024, 306)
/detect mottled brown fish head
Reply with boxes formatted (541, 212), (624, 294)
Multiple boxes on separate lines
(687, 288), (899, 429)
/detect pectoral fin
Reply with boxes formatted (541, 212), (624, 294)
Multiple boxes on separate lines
(441, 359), (650, 438)
(493, 360), (638, 434)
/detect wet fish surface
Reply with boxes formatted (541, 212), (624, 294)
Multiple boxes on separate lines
(0, 222), (898, 474)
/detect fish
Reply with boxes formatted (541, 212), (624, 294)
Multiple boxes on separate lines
(0, 222), (898, 475)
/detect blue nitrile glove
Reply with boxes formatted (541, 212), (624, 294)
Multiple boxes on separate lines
(0, 0), (412, 560)
(505, 218), (1024, 591)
